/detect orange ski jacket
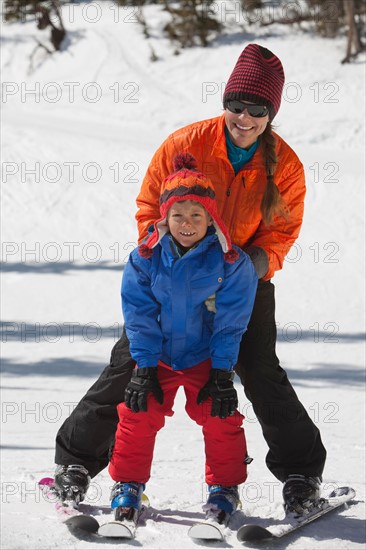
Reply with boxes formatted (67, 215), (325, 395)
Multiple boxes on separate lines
(136, 115), (306, 280)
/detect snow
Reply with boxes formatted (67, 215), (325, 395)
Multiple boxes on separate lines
(1, 2), (365, 548)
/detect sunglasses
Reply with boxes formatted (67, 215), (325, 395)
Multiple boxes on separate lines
(225, 99), (269, 118)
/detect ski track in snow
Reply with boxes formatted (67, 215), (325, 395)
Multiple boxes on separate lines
(1, 2), (365, 549)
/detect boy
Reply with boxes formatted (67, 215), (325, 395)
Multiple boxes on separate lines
(108, 153), (258, 526)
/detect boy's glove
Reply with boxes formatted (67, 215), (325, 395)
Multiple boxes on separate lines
(124, 367), (164, 412)
(197, 369), (238, 419)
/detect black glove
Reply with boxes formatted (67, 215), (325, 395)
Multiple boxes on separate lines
(197, 369), (238, 419)
(124, 367), (164, 412)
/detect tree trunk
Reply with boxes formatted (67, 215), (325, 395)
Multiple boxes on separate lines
(342, 0), (364, 63)
(49, 0), (66, 51)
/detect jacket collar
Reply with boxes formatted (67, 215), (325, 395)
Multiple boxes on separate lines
(212, 114), (267, 171)
(159, 227), (218, 259)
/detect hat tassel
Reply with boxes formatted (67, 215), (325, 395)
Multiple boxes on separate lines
(139, 244), (154, 258)
(224, 248), (240, 263)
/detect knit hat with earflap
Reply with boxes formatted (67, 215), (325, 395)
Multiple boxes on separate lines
(223, 43), (285, 121)
(139, 153), (239, 263)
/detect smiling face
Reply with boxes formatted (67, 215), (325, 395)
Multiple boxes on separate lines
(167, 200), (213, 248)
(225, 104), (269, 149)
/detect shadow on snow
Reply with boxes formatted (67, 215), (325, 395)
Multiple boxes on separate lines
(1, 261), (124, 274)
(1, 357), (105, 378)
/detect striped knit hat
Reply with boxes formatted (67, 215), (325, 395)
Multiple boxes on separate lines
(223, 44), (285, 121)
(139, 153), (239, 263)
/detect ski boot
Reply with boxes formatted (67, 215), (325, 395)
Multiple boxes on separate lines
(54, 464), (90, 506)
(203, 485), (241, 525)
(111, 481), (145, 523)
(283, 474), (322, 516)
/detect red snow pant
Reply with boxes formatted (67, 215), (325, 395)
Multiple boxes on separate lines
(109, 360), (247, 486)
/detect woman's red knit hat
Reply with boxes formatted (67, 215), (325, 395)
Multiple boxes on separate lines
(139, 153), (239, 263)
(223, 43), (285, 121)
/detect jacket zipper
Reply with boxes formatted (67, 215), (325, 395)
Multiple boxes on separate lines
(226, 174), (246, 196)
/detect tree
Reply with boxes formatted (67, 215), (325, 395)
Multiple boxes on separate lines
(342, 0), (365, 63)
(4, 0), (66, 51)
(162, 0), (222, 50)
(257, 0), (365, 63)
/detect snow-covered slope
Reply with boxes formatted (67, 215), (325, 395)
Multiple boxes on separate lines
(1, 3), (365, 548)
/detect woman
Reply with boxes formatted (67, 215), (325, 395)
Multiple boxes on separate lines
(54, 44), (326, 516)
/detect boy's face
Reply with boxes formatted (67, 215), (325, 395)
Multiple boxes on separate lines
(167, 200), (213, 248)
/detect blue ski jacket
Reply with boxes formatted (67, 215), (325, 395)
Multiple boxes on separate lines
(121, 228), (258, 371)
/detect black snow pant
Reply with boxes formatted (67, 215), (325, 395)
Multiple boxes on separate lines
(55, 280), (326, 481)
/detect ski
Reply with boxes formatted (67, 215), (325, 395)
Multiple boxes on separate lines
(63, 514), (100, 534)
(39, 477), (152, 539)
(188, 508), (232, 542)
(188, 520), (225, 541)
(98, 518), (137, 539)
(39, 477), (100, 534)
(188, 490), (246, 542)
(237, 486), (356, 542)
(97, 494), (150, 539)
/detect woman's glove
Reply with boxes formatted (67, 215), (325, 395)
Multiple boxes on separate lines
(124, 367), (164, 412)
(197, 369), (238, 419)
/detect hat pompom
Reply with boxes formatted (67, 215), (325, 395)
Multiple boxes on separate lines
(224, 248), (240, 264)
(173, 152), (198, 172)
(139, 244), (154, 258)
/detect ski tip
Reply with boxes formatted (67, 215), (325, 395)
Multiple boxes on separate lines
(327, 486), (356, 500)
(237, 524), (273, 542)
(65, 514), (100, 533)
(98, 521), (134, 539)
(188, 522), (224, 541)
